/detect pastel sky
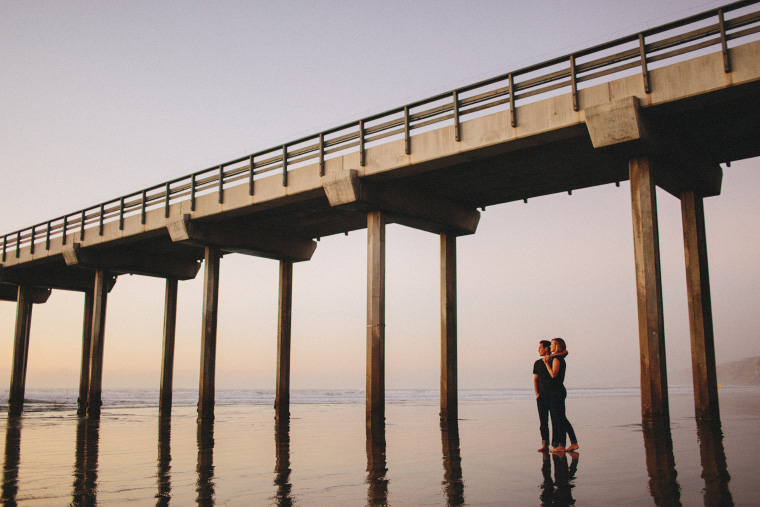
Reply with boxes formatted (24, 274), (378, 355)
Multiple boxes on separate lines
(1, 0), (759, 392)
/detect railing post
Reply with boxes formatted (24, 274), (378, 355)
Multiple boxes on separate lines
(249, 154), (255, 195)
(508, 73), (517, 127)
(718, 9), (731, 73)
(359, 121), (366, 167)
(218, 165), (225, 204)
(282, 146), (288, 187)
(570, 54), (579, 111)
(639, 33), (651, 94)
(319, 134), (326, 176)
(404, 106), (411, 155)
(453, 91), (461, 142)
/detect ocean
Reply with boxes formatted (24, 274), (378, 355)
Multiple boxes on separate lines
(2, 386), (759, 505)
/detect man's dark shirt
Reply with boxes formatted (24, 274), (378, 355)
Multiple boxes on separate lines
(533, 358), (554, 396)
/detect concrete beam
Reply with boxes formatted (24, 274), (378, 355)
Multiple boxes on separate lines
(0, 283), (51, 303)
(167, 215), (317, 262)
(586, 96), (648, 148)
(62, 243), (201, 280)
(325, 170), (480, 236)
(656, 160), (723, 199)
(0, 266), (116, 293)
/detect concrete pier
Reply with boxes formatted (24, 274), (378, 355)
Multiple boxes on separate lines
(159, 278), (178, 417)
(86, 269), (110, 419)
(77, 291), (94, 416)
(198, 246), (220, 426)
(8, 286), (33, 417)
(440, 233), (458, 423)
(275, 260), (293, 421)
(629, 157), (669, 424)
(680, 191), (720, 423)
(366, 211), (386, 432)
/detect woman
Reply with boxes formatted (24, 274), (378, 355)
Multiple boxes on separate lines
(544, 338), (579, 453)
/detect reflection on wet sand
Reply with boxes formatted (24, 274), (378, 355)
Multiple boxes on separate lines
(642, 423), (681, 506)
(696, 421), (733, 507)
(440, 420), (465, 506)
(366, 424), (388, 507)
(157, 415), (172, 506)
(72, 417), (100, 506)
(2, 416), (22, 505)
(273, 418), (293, 506)
(196, 421), (215, 506)
(538, 450), (578, 506)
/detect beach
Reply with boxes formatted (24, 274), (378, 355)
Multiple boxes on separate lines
(1, 387), (759, 506)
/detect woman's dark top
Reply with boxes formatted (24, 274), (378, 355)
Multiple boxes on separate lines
(552, 356), (567, 393)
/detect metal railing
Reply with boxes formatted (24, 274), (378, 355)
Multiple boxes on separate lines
(3, 0), (760, 262)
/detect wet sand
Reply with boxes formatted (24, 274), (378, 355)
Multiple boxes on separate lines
(2, 388), (759, 505)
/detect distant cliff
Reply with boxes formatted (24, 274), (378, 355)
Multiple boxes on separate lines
(716, 356), (760, 386)
(670, 356), (760, 386)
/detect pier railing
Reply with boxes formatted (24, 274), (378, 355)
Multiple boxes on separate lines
(3, 0), (760, 262)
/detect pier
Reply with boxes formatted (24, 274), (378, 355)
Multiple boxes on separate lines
(2, 1), (760, 432)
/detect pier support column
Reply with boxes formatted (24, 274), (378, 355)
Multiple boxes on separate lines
(275, 260), (293, 421)
(86, 269), (110, 420)
(159, 278), (178, 418)
(440, 233), (458, 422)
(680, 191), (720, 423)
(629, 156), (669, 424)
(77, 290), (94, 416)
(8, 286), (33, 416)
(198, 246), (220, 426)
(366, 211), (386, 433)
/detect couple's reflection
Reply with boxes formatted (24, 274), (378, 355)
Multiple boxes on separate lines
(72, 417), (101, 506)
(538, 449), (578, 505)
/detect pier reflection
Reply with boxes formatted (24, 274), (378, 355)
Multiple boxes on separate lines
(71, 417), (101, 506)
(196, 421), (215, 506)
(1, 416), (22, 505)
(273, 418), (293, 506)
(538, 450), (578, 506)
(440, 420), (465, 506)
(366, 424), (388, 506)
(696, 421), (733, 507)
(156, 415), (172, 506)
(642, 423), (681, 506)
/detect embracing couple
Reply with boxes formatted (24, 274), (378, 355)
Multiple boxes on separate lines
(533, 338), (579, 454)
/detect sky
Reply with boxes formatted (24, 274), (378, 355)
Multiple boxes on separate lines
(1, 0), (759, 393)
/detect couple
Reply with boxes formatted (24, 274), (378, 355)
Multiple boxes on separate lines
(533, 338), (579, 454)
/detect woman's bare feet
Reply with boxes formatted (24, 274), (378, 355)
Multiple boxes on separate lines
(550, 446), (566, 454)
(566, 443), (579, 452)
(537, 445), (549, 452)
